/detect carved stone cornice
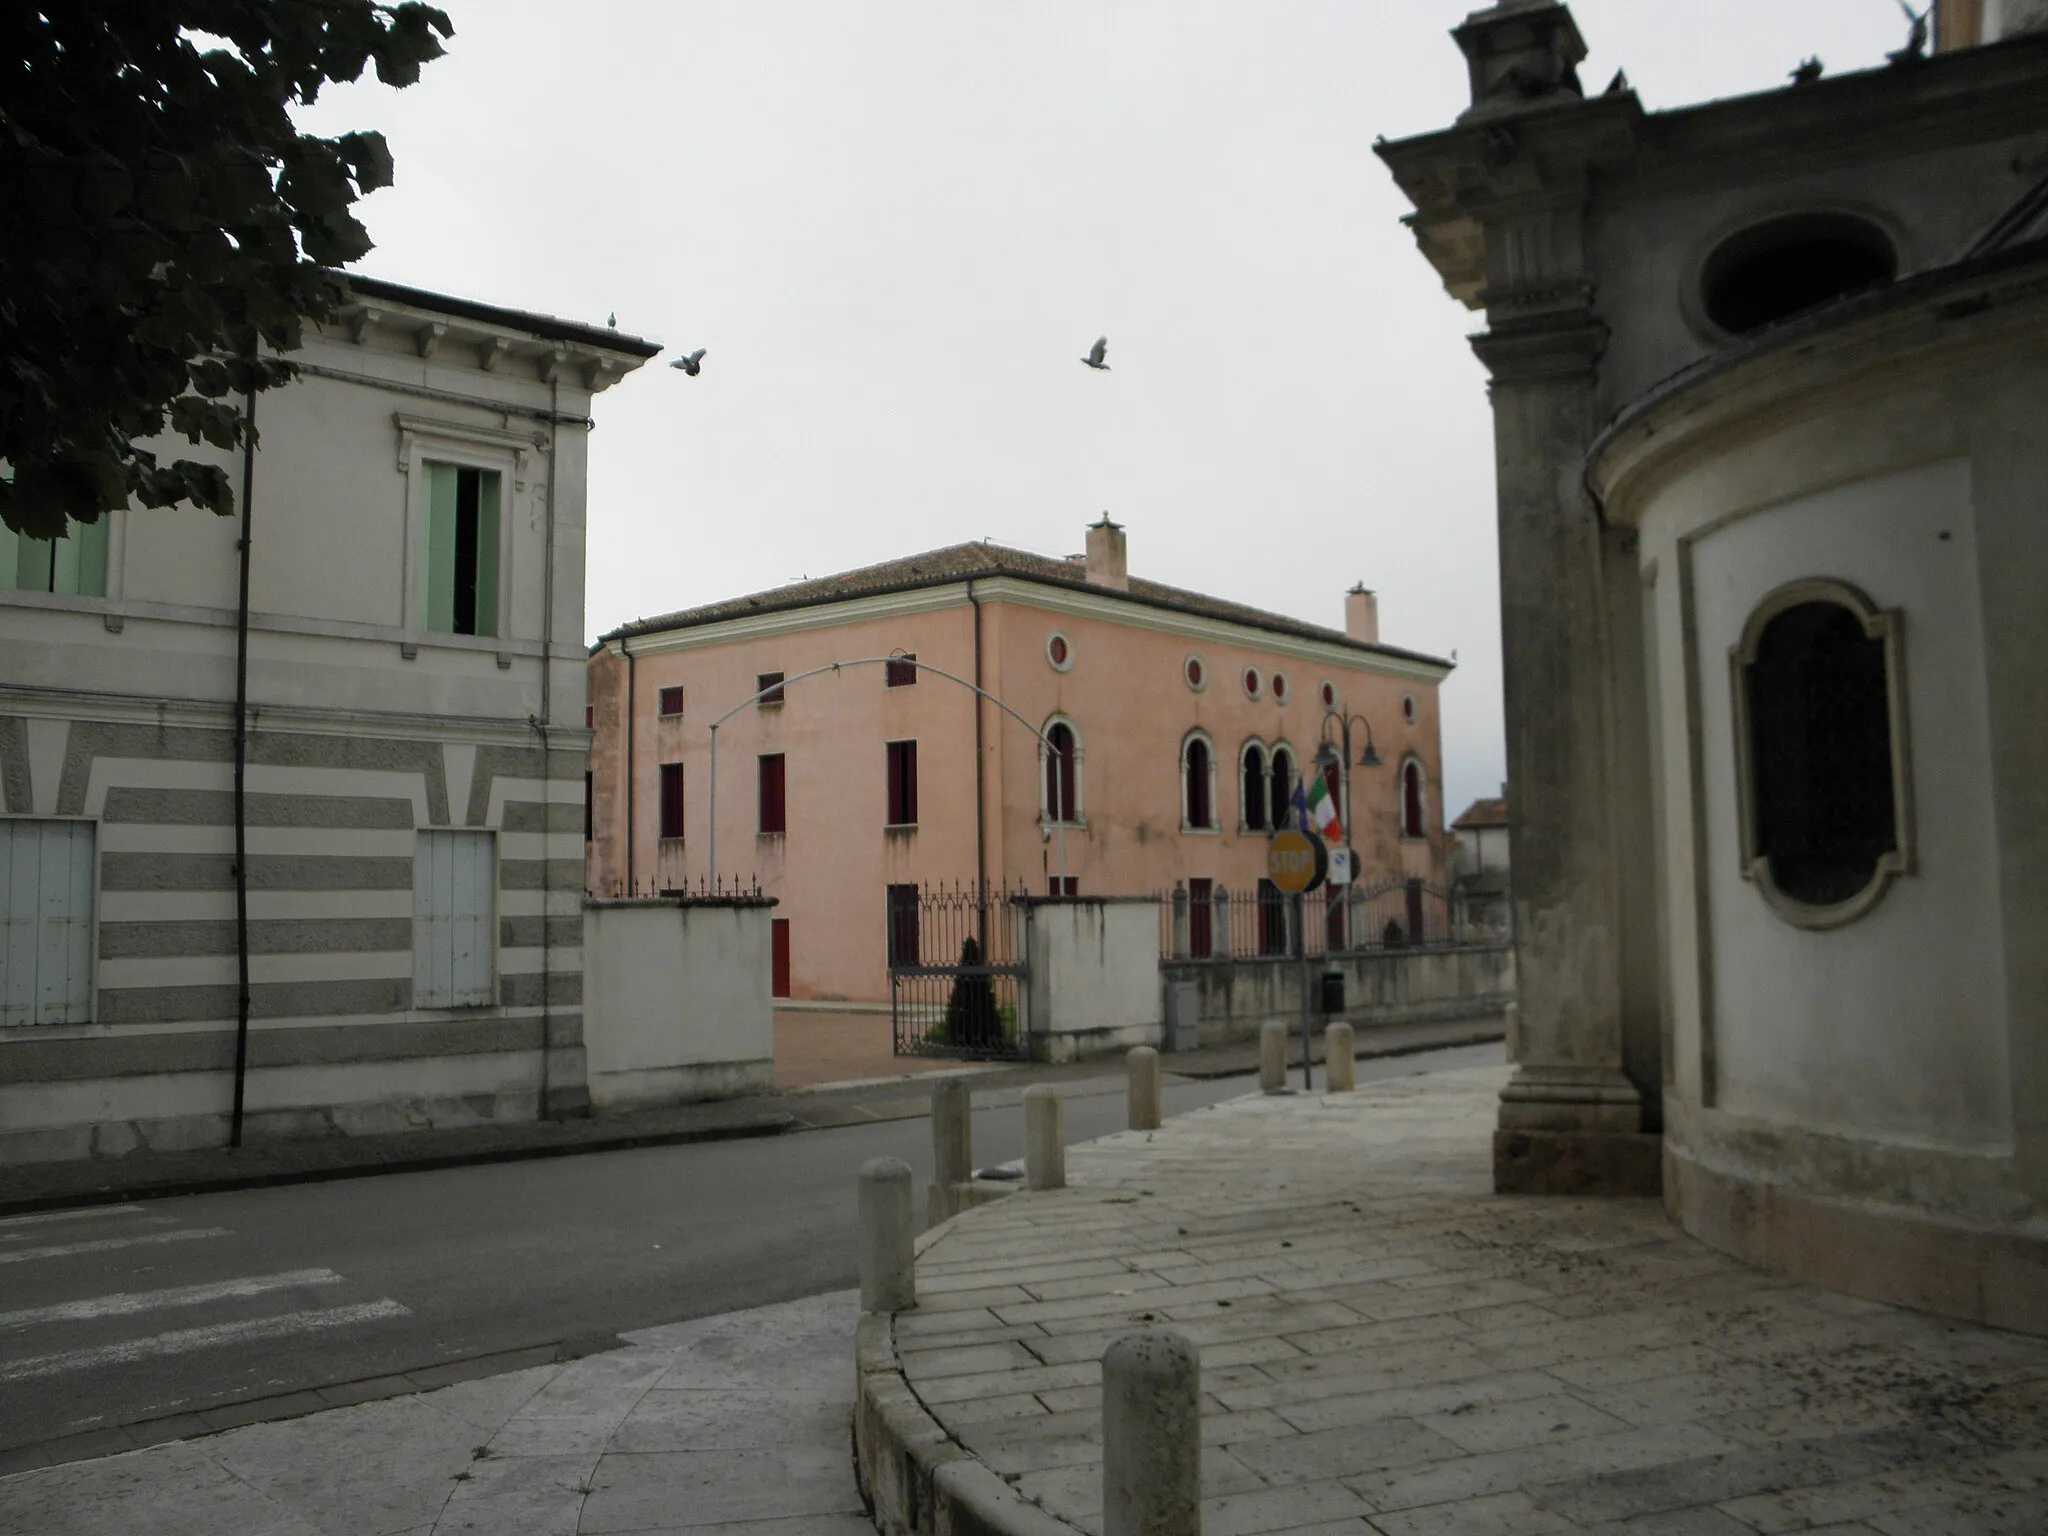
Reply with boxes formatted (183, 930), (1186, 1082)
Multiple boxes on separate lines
(1469, 311), (1608, 384)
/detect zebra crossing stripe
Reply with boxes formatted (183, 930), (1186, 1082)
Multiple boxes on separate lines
(0, 1205), (146, 1230)
(0, 1229), (229, 1266)
(0, 1300), (412, 1383)
(0, 1269), (344, 1329)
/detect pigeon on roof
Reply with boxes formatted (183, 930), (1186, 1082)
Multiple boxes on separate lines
(1081, 337), (1109, 371)
(1789, 56), (1823, 84)
(670, 349), (707, 376)
(607, 312), (617, 329)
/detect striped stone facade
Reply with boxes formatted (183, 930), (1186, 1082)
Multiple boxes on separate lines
(0, 278), (655, 1163)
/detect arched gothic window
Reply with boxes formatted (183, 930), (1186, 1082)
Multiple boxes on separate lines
(1042, 719), (1080, 824)
(1732, 580), (1910, 926)
(1182, 733), (1216, 831)
(1240, 742), (1269, 832)
(1401, 758), (1426, 839)
(1268, 746), (1296, 832)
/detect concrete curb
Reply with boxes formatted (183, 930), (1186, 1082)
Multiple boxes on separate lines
(0, 1112), (798, 1219)
(855, 1309), (1084, 1536)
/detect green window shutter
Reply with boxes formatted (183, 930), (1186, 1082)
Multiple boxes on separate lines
(422, 462), (458, 632)
(0, 523), (16, 588)
(72, 517), (108, 597)
(474, 471), (500, 638)
(14, 534), (52, 593)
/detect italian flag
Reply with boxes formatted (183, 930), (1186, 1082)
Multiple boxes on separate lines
(1302, 771), (1342, 845)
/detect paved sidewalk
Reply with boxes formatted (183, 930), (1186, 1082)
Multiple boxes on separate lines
(889, 1065), (2048, 1535)
(0, 1017), (1503, 1216)
(0, 1290), (873, 1536)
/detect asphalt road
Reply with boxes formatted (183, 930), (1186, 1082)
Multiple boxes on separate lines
(0, 1042), (1502, 1456)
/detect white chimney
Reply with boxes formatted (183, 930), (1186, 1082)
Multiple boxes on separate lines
(1345, 584), (1379, 643)
(1085, 515), (1128, 591)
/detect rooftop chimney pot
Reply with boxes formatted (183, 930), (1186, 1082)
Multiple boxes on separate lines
(1085, 516), (1128, 591)
(1345, 583), (1380, 645)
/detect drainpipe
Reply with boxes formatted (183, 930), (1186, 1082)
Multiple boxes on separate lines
(535, 377), (560, 1118)
(623, 639), (636, 892)
(968, 581), (986, 895)
(228, 375), (256, 1148)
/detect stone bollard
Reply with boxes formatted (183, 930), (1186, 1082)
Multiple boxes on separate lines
(1325, 1021), (1356, 1092)
(1103, 1328), (1201, 1536)
(1127, 1046), (1163, 1132)
(857, 1157), (915, 1313)
(1504, 999), (1522, 1059)
(928, 1078), (972, 1227)
(1024, 1085), (1065, 1190)
(1259, 1020), (1289, 1093)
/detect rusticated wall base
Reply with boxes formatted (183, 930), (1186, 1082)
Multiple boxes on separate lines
(1493, 1127), (1664, 1196)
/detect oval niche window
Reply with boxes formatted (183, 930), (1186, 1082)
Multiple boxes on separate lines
(1701, 213), (1896, 336)
(1732, 581), (1911, 927)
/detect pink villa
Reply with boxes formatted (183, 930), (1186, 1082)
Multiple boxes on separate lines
(585, 519), (1453, 1006)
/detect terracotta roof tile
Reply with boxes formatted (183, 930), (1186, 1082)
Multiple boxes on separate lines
(603, 540), (1451, 670)
(1452, 797), (1508, 830)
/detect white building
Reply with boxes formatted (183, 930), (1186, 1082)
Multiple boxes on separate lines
(0, 276), (656, 1161)
(1381, 4), (2048, 1332)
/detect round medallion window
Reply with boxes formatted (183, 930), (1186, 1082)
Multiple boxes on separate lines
(1184, 655), (1207, 692)
(1402, 693), (1417, 725)
(1046, 631), (1074, 672)
(1242, 666), (1263, 700)
(1271, 672), (1289, 703)
(1320, 681), (1336, 710)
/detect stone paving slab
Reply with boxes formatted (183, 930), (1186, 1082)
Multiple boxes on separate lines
(0, 1291), (874, 1535)
(893, 1065), (2048, 1536)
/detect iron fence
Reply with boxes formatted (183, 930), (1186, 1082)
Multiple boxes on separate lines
(1159, 878), (1465, 960)
(890, 881), (1031, 1060)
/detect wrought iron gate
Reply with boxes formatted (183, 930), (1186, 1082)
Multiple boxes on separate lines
(889, 882), (1029, 1060)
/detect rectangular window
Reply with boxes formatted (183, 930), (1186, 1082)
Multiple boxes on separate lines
(0, 820), (95, 1027)
(1189, 876), (1214, 960)
(659, 762), (685, 840)
(658, 686), (685, 717)
(0, 518), (109, 598)
(759, 753), (786, 835)
(885, 740), (918, 826)
(771, 918), (791, 999)
(886, 883), (920, 967)
(756, 671), (785, 707)
(585, 705), (595, 729)
(886, 653), (918, 688)
(421, 462), (501, 637)
(413, 829), (496, 1009)
(1048, 876), (1078, 897)
(584, 772), (594, 843)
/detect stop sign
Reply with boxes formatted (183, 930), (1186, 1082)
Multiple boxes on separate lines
(1266, 829), (1327, 894)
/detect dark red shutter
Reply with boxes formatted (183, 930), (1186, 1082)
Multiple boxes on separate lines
(759, 754), (786, 834)
(771, 919), (791, 997)
(1186, 740), (1210, 828)
(1189, 877), (1213, 958)
(757, 672), (785, 706)
(886, 654), (917, 687)
(658, 685), (684, 716)
(887, 740), (918, 825)
(659, 762), (684, 839)
(886, 884), (920, 965)
(1404, 763), (1424, 837)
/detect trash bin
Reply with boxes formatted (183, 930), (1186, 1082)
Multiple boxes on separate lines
(1319, 970), (1345, 1015)
(1165, 979), (1201, 1051)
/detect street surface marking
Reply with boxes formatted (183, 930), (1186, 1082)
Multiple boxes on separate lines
(0, 1206), (146, 1231)
(0, 1229), (230, 1266)
(0, 1300), (412, 1383)
(0, 1269), (344, 1329)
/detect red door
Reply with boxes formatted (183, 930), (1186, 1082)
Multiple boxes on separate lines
(771, 918), (791, 999)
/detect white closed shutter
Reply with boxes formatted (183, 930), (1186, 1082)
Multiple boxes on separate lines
(414, 830), (497, 1009)
(0, 820), (95, 1028)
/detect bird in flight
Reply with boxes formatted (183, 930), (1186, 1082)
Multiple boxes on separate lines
(1081, 337), (1110, 371)
(670, 349), (707, 376)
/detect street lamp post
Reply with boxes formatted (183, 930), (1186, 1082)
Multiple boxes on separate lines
(1314, 709), (1384, 866)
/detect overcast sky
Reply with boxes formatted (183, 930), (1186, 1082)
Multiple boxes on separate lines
(298, 1), (1905, 819)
